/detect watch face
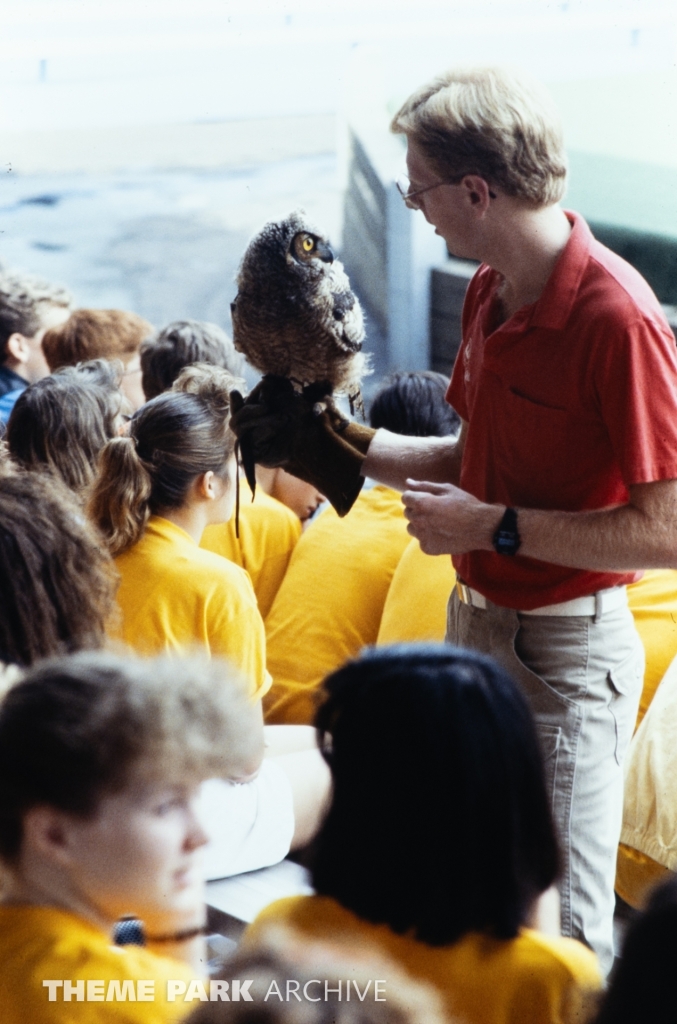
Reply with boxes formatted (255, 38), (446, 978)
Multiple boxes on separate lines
(492, 510), (521, 556)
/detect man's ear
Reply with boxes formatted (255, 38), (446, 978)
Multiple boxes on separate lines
(460, 175), (494, 215)
(5, 333), (31, 367)
(22, 806), (79, 867)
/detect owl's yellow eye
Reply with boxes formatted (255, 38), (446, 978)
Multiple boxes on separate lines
(302, 237), (314, 252)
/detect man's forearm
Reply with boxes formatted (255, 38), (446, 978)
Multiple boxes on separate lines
(403, 478), (677, 571)
(517, 501), (677, 572)
(362, 428), (462, 491)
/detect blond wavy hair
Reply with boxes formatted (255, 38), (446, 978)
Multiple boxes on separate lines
(391, 66), (567, 207)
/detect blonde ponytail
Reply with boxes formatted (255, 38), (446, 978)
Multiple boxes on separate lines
(88, 436), (152, 556)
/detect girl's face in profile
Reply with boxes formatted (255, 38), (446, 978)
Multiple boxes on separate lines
(61, 777), (208, 934)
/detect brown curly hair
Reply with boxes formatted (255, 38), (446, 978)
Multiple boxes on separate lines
(0, 472), (117, 667)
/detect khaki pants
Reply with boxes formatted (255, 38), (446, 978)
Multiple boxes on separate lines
(447, 589), (644, 975)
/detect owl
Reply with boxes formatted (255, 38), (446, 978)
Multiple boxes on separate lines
(230, 211), (368, 413)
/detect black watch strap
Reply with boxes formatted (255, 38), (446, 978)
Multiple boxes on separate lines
(492, 507), (521, 556)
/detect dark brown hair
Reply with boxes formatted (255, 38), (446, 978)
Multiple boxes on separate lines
(369, 371), (460, 437)
(42, 308), (153, 371)
(89, 365), (237, 556)
(141, 319), (243, 400)
(5, 362), (123, 494)
(0, 473), (116, 668)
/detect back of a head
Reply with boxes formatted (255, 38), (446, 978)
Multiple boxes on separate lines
(391, 65), (567, 207)
(0, 472), (115, 667)
(594, 877), (677, 1024)
(0, 650), (262, 865)
(0, 269), (73, 356)
(312, 644), (558, 945)
(368, 371), (459, 437)
(5, 366), (121, 493)
(140, 319), (243, 400)
(90, 363), (238, 556)
(42, 308), (153, 372)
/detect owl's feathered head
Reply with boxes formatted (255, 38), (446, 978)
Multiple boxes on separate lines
(232, 210), (368, 403)
(237, 210), (335, 289)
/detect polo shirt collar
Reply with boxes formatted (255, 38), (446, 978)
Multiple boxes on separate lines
(528, 210), (593, 331)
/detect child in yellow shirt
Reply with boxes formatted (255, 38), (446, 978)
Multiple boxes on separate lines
(90, 364), (270, 702)
(0, 649), (263, 1024)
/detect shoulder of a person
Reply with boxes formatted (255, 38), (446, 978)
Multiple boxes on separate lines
(245, 894), (346, 939)
(517, 928), (602, 984)
(579, 243), (673, 340)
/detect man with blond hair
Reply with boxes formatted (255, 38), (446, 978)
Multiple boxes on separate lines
(367, 66), (677, 972)
(232, 66), (677, 973)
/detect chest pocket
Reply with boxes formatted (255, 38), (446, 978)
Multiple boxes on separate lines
(499, 388), (572, 508)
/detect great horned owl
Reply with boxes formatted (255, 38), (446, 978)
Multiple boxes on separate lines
(230, 211), (368, 412)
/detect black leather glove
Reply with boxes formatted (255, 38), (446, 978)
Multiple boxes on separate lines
(229, 376), (376, 517)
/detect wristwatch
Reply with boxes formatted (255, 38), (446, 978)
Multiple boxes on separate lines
(492, 507), (521, 556)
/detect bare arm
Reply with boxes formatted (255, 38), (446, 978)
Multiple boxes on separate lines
(269, 748), (331, 849)
(403, 477), (677, 571)
(362, 420), (467, 492)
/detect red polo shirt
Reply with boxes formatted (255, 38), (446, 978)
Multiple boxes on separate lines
(447, 211), (677, 609)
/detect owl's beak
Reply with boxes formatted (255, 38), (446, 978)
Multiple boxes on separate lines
(315, 241), (334, 264)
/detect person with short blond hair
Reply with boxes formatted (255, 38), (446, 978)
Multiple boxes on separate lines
(0, 650), (262, 1024)
(230, 65), (677, 975)
(42, 307), (153, 410)
(390, 66), (567, 207)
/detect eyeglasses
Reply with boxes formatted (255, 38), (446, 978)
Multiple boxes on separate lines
(396, 175), (497, 209)
(396, 175), (448, 210)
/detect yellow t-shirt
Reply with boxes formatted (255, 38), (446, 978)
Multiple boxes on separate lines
(377, 539), (456, 645)
(0, 905), (194, 1024)
(244, 895), (602, 1024)
(627, 569), (677, 728)
(111, 516), (271, 701)
(201, 481), (301, 619)
(264, 486), (411, 724)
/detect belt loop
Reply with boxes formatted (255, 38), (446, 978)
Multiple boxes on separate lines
(594, 590), (603, 623)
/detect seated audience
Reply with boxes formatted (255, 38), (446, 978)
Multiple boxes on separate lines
(615, 651), (677, 910)
(5, 360), (125, 497)
(202, 479), (302, 618)
(42, 307), (153, 410)
(263, 372), (458, 725)
(244, 645), (602, 1024)
(593, 876), (677, 1024)
(0, 269), (73, 421)
(89, 364), (270, 702)
(140, 318), (243, 400)
(186, 937), (448, 1024)
(626, 569), (677, 728)
(138, 321), (304, 616)
(0, 650), (262, 1024)
(0, 461), (328, 886)
(377, 538), (456, 645)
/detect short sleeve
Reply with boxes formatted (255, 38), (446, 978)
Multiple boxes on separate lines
(198, 761), (295, 880)
(593, 316), (677, 486)
(208, 568), (272, 702)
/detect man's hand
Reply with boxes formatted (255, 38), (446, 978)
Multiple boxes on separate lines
(402, 479), (502, 555)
